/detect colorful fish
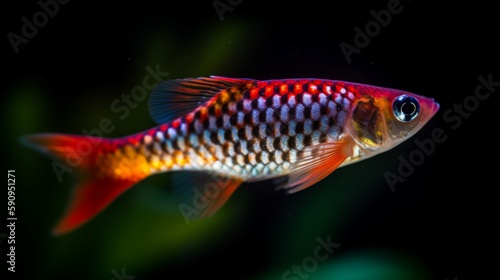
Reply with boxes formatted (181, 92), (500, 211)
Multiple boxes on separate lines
(22, 76), (439, 234)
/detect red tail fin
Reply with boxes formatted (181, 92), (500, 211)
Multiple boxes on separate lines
(21, 134), (138, 235)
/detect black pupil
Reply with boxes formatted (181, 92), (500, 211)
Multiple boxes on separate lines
(393, 95), (420, 122)
(401, 102), (416, 115)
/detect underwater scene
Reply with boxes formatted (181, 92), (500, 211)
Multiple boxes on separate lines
(3, 0), (498, 279)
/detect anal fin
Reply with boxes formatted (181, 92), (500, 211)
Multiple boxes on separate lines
(172, 171), (244, 222)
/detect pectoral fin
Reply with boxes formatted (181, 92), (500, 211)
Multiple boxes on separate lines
(281, 138), (353, 194)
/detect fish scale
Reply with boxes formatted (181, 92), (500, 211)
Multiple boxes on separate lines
(102, 80), (356, 180)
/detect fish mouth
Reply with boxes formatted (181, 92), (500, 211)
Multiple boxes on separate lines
(430, 99), (440, 119)
(431, 99), (440, 115)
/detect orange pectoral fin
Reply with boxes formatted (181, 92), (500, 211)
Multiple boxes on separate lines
(281, 138), (353, 194)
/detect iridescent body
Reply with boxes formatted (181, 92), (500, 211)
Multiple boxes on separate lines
(101, 79), (356, 180)
(22, 76), (439, 234)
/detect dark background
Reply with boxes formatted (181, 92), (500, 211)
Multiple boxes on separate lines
(2, 0), (498, 279)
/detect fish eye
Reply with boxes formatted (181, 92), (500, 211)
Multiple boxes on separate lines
(392, 95), (420, 122)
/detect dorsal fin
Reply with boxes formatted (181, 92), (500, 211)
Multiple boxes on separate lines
(148, 76), (252, 124)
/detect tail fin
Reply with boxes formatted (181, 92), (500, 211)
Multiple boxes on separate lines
(21, 134), (138, 235)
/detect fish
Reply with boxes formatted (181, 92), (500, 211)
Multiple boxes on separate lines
(21, 76), (439, 235)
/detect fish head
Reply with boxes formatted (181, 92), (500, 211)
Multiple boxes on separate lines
(347, 84), (440, 155)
